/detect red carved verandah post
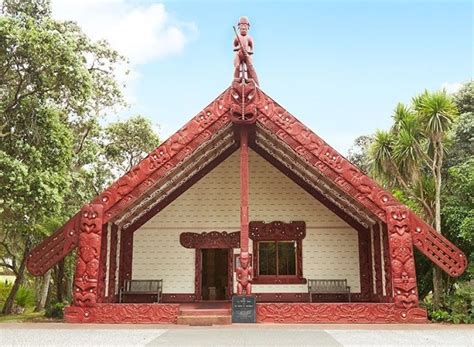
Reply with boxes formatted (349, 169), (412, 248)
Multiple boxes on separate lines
(240, 127), (249, 254)
(73, 204), (104, 307)
(386, 205), (420, 317)
(236, 126), (253, 295)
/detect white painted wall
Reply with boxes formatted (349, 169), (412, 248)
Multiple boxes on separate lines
(132, 149), (360, 293)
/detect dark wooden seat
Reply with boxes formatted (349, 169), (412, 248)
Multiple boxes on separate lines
(308, 279), (351, 302)
(119, 279), (163, 303)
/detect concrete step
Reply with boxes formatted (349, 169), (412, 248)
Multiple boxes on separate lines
(177, 315), (232, 326)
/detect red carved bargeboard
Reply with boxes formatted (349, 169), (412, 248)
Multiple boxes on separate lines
(257, 303), (427, 323)
(64, 304), (179, 324)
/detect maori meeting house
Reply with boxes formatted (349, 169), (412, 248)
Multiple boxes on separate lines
(26, 17), (467, 325)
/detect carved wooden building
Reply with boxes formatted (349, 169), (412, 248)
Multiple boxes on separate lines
(26, 28), (467, 324)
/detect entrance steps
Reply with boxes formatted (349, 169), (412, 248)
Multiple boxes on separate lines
(177, 302), (231, 326)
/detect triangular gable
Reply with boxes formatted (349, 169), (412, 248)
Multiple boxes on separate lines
(27, 85), (467, 279)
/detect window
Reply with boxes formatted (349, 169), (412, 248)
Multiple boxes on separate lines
(249, 221), (306, 285)
(258, 241), (296, 276)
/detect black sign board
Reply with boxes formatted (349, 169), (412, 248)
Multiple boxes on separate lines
(232, 295), (256, 323)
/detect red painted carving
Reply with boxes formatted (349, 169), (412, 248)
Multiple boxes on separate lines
(373, 224), (384, 298)
(253, 91), (466, 277)
(118, 229), (133, 289)
(386, 206), (419, 310)
(410, 212), (467, 277)
(250, 221), (306, 285)
(28, 85), (467, 284)
(73, 204), (104, 307)
(28, 90), (233, 276)
(194, 250), (202, 300)
(255, 293), (309, 302)
(124, 145), (238, 235)
(233, 16), (259, 86)
(180, 231), (240, 249)
(236, 251), (253, 295)
(256, 303), (427, 323)
(27, 212), (80, 276)
(357, 229), (373, 301)
(249, 221), (306, 241)
(162, 294), (196, 303)
(107, 224), (118, 302)
(382, 223), (393, 300)
(96, 224), (108, 303)
(64, 304), (179, 324)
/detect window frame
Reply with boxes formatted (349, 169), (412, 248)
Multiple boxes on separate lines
(249, 221), (306, 285)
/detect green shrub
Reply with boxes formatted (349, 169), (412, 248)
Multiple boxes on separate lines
(0, 281), (13, 305)
(425, 282), (474, 324)
(14, 286), (35, 308)
(45, 302), (66, 319)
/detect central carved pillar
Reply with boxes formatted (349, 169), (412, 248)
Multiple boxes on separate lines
(240, 127), (250, 253)
(236, 126), (253, 295)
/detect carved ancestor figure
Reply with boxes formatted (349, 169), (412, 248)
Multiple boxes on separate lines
(236, 252), (253, 295)
(73, 204), (103, 307)
(233, 16), (259, 86)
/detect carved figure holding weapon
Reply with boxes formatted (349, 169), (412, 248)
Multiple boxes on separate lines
(233, 16), (259, 86)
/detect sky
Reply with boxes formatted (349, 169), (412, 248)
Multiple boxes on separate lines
(52, 0), (473, 155)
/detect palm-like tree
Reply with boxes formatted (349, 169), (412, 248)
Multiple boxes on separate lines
(370, 90), (458, 308)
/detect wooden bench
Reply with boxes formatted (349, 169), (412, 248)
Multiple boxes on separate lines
(308, 279), (351, 303)
(119, 279), (163, 303)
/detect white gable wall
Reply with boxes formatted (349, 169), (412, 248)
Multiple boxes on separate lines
(132, 149), (361, 294)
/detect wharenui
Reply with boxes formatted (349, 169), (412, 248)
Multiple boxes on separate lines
(27, 17), (467, 325)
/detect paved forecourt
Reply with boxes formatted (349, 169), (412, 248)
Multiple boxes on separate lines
(0, 323), (473, 346)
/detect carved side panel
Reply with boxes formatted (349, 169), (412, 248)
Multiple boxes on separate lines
(107, 224), (119, 302)
(96, 224), (108, 303)
(64, 304), (179, 324)
(357, 229), (372, 301)
(194, 250), (202, 301)
(73, 204), (104, 307)
(118, 229), (133, 288)
(373, 224), (383, 298)
(256, 303), (427, 323)
(382, 223), (393, 300)
(386, 206), (419, 312)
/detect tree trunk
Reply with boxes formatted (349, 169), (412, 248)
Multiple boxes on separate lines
(55, 260), (66, 302)
(1, 239), (31, 314)
(34, 269), (51, 312)
(432, 141), (444, 309)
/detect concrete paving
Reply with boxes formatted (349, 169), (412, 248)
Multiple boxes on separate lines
(0, 323), (473, 346)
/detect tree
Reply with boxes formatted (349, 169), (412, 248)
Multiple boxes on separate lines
(347, 135), (373, 174)
(0, 0), (125, 313)
(104, 116), (161, 175)
(369, 90), (458, 308)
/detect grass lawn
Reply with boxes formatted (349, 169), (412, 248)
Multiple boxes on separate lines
(0, 308), (46, 323)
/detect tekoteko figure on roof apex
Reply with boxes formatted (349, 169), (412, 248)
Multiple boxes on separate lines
(233, 16), (259, 86)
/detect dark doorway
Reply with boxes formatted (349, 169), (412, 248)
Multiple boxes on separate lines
(201, 249), (229, 300)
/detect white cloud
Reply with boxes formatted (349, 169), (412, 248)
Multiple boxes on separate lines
(52, 0), (194, 65)
(52, 0), (196, 105)
(441, 82), (463, 94)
